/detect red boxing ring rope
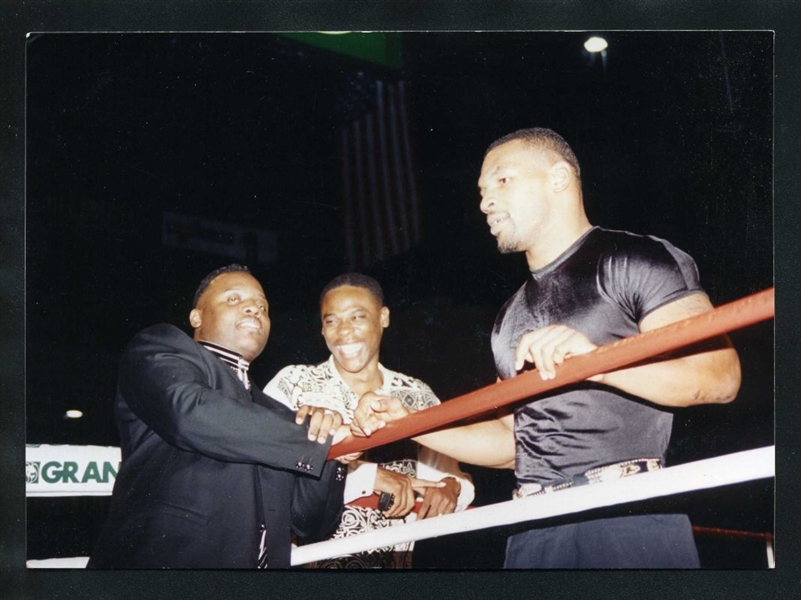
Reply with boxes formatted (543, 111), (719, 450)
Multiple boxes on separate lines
(329, 287), (774, 459)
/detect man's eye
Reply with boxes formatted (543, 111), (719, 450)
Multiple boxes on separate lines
(227, 296), (239, 303)
(499, 177), (509, 185)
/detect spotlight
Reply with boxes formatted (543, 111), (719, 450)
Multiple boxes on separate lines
(64, 409), (83, 419)
(584, 36), (608, 53)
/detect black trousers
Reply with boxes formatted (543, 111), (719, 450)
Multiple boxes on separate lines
(504, 514), (700, 569)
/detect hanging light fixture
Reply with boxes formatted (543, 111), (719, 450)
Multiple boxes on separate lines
(584, 36), (609, 53)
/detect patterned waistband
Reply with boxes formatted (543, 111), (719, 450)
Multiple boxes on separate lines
(512, 458), (663, 500)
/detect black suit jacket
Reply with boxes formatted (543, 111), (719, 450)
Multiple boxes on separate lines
(87, 324), (345, 569)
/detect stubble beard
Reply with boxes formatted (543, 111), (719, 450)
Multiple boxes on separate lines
(496, 229), (521, 254)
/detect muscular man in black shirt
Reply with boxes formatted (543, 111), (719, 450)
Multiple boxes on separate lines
(354, 128), (741, 568)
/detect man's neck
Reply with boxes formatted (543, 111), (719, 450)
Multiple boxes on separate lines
(334, 361), (384, 396)
(525, 217), (593, 271)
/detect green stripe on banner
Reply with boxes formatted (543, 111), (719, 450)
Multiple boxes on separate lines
(279, 32), (404, 69)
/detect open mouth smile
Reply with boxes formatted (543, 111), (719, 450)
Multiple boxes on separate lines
(337, 342), (363, 358)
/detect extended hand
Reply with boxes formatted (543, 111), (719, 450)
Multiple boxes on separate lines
(374, 468), (444, 519)
(335, 452), (362, 465)
(296, 404), (345, 444)
(351, 391), (411, 437)
(515, 324), (599, 380)
(416, 477), (461, 520)
(329, 427), (363, 462)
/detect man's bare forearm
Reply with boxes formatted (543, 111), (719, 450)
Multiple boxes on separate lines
(413, 415), (516, 469)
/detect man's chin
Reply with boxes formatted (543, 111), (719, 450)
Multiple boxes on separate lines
(333, 355), (367, 374)
(239, 339), (268, 362)
(497, 240), (519, 254)
(494, 231), (520, 254)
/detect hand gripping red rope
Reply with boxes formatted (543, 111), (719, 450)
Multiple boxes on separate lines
(329, 287), (774, 459)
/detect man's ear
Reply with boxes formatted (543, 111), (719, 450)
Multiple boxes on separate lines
(189, 308), (202, 329)
(550, 160), (574, 193)
(380, 307), (390, 329)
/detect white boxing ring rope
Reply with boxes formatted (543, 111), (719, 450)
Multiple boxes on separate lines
(291, 446), (775, 566)
(25, 445), (775, 568)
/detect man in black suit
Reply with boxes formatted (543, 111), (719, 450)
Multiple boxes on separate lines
(88, 264), (348, 569)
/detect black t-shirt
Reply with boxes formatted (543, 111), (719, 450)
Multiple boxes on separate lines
(491, 227), (705, 486)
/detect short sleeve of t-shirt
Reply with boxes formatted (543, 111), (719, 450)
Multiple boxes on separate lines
(597, 233), (705, 324)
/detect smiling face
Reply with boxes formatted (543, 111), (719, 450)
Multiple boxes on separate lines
(189, 271), (270, 362)
(478, 139), (557, 255)
(320, 285), (389, 383)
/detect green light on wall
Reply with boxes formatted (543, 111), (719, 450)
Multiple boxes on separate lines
(279, 32), (403, 69)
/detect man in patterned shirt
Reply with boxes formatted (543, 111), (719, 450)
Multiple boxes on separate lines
(264, 273), (474, 568)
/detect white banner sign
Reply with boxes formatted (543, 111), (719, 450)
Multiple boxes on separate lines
(26, 444), (121, 497)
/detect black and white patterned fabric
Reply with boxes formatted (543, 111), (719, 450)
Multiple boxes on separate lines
(265, 357), (467, 569)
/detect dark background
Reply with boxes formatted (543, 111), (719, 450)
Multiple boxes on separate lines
(23, 31), (774, 569)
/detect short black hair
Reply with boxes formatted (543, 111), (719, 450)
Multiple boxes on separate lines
(193, 264), (251, 308)
(319, 272), (384, 307)
(486, 127), (581, 180)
